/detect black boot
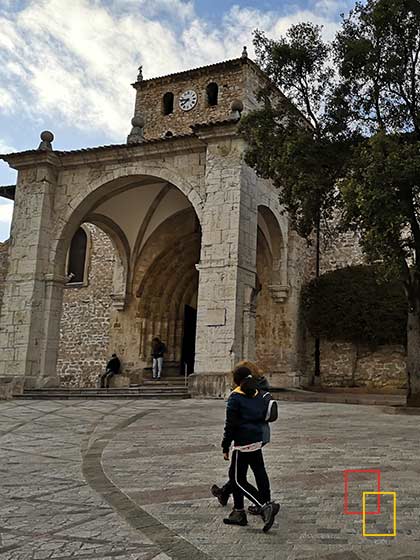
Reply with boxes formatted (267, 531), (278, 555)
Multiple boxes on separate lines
(223, 509), (247, 526)
(211, 484), (229, 506)
(261, 501), (280, 533)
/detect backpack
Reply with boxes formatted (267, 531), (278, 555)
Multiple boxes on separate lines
(263, 393), (278, 422)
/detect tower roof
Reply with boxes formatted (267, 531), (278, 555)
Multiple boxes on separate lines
(132, 56), (269, 89)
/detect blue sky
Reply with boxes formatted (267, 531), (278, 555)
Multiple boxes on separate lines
(0, 0), (356, 241)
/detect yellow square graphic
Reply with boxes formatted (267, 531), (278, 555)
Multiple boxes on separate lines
(362, 492), (397, 537)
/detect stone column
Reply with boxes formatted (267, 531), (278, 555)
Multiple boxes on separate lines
(242, 284), (258, 361)
(0, 154), (62, 388)
(192, 132), (258, 392)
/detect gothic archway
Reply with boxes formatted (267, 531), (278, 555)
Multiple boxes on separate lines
(256, 205), (288, 374)
(55, 175), (201, 386)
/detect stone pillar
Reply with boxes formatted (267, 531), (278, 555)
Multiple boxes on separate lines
(0, 156), (62, 388)
(192, 134), (258, 395)
(40, 274), (66, 381)
(242, 284), (258, 361)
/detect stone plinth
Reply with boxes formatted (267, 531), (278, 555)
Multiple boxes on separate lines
(0, 376), (24, 400)
(109, 375), (131, 388)
(188, 372), (232, 399)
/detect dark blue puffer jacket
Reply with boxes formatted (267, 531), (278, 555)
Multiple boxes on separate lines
(222, 387), (271, 453)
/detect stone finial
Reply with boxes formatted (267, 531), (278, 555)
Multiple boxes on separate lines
(241, 46), (248, 59)
(230, 99), (244, 119)
(137, 65), (143, 82)
(38, 130), (54, 151)
(127, 114), (145, 144)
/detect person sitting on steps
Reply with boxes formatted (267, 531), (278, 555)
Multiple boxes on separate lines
(99, 353), (121, 388)
(151, 336), (166, 380)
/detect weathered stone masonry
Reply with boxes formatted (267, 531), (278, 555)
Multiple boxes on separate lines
(57, 225), (114, 387)
(0, 242), (9, 316)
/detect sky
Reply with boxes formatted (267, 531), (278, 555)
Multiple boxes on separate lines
(0, 0), (356, 241)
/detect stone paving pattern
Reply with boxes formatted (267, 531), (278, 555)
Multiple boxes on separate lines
(1, 398), (419, 559)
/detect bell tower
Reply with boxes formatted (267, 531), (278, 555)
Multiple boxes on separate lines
(127, 49), (275, 142)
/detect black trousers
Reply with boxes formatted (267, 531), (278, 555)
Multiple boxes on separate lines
(99, 370), (115, 388)
(228, 449), (271, 510)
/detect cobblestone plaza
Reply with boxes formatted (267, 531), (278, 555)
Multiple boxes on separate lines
(1, 398), (419, 560)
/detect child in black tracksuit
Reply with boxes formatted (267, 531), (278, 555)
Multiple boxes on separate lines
(221, 366), (279, 532)
(212, 373), (271, 511)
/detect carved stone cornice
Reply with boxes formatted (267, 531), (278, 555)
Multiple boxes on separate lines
(268, 284), (289, 303)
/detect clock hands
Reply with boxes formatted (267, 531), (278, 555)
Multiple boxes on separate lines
(179, 90), (197, 111)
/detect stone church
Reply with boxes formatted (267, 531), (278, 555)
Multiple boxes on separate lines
(0, 52), (406, 396)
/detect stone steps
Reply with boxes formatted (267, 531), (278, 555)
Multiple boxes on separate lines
(17, 386), (191, 400)
(142, 376), (188, 387)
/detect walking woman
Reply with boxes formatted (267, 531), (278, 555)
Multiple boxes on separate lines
(221, 365), (279, 532)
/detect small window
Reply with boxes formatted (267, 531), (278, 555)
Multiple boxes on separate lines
(163, 92), (174, 115)
(67, 227), (88, 284)
(206, 82), (218, 106)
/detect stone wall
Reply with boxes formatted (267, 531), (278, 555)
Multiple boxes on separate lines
(57, 224), (115, 387)
(0, 242), (9, 315)
(320, 217), (365, 275)
(317, 340), (406, 390)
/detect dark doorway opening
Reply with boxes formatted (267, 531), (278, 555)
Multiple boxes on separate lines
(181, 304), (197, 375)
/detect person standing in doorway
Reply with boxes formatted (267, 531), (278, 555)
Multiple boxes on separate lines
(151, 336), (166, 380)
(99, 353), (121, 388)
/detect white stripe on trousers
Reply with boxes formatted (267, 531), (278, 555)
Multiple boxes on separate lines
(234, 450), (264, 508)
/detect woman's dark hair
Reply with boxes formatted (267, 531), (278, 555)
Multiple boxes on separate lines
(233, 366), (258, 397)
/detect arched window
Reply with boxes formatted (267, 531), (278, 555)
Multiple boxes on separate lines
(67, 227), (88, 284)
(163, 92), (174, 115)
(206, 82), (218, 106)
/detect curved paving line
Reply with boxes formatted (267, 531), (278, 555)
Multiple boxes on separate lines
(82, 409), (212, 560)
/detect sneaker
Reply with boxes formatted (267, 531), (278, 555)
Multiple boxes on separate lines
(248, 504), (262, 515)
(211, 484), (229, 507)
(223, 509), (247, 526)
(261, 501), (280, 533)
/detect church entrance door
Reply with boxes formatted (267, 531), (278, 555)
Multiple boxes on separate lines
(181, 304), (197, 375)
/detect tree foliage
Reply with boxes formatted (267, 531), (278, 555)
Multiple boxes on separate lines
(240, 23), (349, 240)
(302, 266), (407, 346)
(335, 0), (420, 134)
(336, 0), (420, 302)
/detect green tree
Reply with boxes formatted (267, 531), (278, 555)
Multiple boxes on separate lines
(336, 0), (420, 405)
(242, 23), (348, 241)
(240, 22), (352, 379)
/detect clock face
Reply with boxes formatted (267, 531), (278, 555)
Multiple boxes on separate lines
(179, 90), (198, 111)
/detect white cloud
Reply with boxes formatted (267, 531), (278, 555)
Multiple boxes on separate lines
(0, 139), (15, 154)
(0, 87), (15, 112)
(314, 0), (355, 18)
(0, 0), (343, 141)
(0, 200), (13, 223)
(0, 196), (13, 242)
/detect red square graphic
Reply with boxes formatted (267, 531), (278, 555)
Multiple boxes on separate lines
(344, 469), (381, 515)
